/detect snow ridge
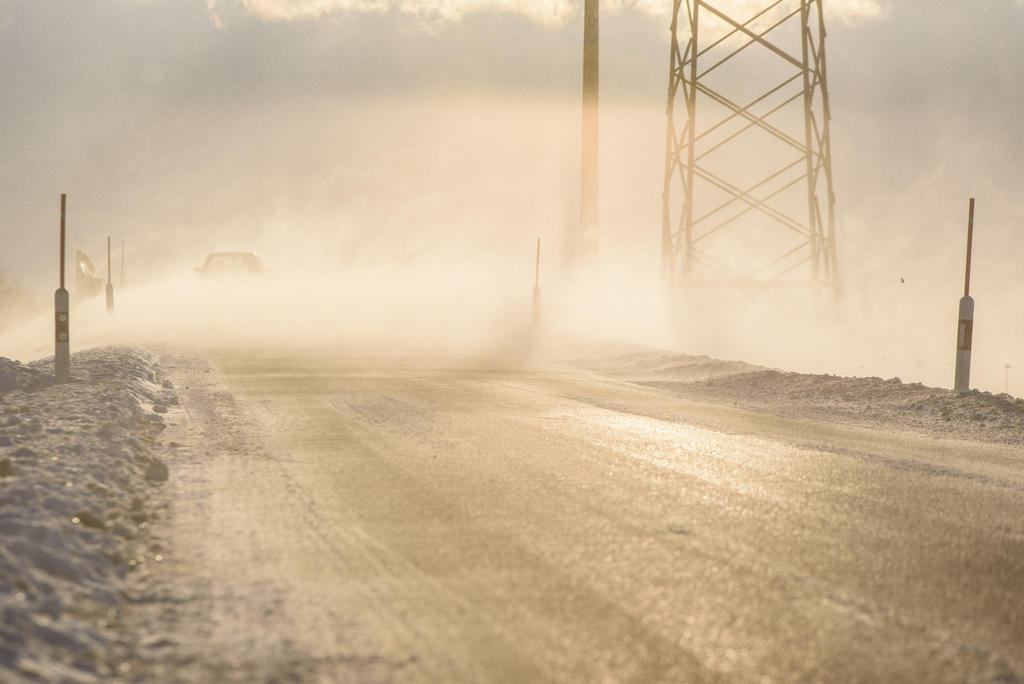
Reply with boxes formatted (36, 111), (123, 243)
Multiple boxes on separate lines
(574, 345), (1024, 445)
(0, 347), (177, 683)
(0, 357), (51, 393)
(648, 370), (1024, 445)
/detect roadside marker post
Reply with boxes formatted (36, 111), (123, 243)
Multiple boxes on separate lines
(106, 236), (114, 313)
(55, 194), (70, 384)
(954, 198), (976, 392)
(533, 238), (541, 326)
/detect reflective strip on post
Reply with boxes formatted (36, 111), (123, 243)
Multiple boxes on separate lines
(954, 295), (974, 391)
(106, 236), (114, 313)
(55, 288), (70, 383)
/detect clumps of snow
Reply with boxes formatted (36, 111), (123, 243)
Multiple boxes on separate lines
(645, 368), (1024, 446)
(0, 347), (177, 683)
(579, 348), (762, 383)
(572, 343), (1024, 445)
(0, 357), (52, 393)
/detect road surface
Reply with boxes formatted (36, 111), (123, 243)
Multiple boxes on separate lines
(136, 347), (1024, 682)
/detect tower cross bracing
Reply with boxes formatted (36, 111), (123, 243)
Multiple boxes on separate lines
(661, 0), (838, 289)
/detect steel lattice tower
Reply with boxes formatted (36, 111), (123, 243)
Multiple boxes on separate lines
(661, 0), (838, 289)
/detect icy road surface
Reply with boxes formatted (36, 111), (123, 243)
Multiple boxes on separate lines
(137, 348), (1024, 682)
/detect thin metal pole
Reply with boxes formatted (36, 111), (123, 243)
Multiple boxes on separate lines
(662, 0), (682, 280)
(580, 0), (599, 262)
(815, 0), (839, 288)
(683, 0), (699, 279)
(106, 236), (114, 313)
(964, 197), (975, 297)
(800, 0), (819, 280)
(532, 238), (542, 326)
(55, 194), (70, 384)
(60, 194), (66, 290)
(535, 238), (541, 288)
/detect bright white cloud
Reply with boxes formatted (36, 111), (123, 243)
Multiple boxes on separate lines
(616, 0), (885, 29)
(214, 0), (572, 23)
(399, 0), (576, 24)
(212, 0), (882, 27)
(826, 0), (884, 24)
(207, 0), (225, 28)
(658, 0), (885, 25)
(240, 0), (389, 19)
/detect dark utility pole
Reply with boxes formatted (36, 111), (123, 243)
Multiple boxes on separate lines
(580, 0), (599, 263)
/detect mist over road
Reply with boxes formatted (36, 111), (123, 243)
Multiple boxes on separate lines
(138, 347), (1024, 682)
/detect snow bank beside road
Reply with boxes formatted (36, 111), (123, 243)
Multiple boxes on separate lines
(575, 344), (1024, 446)
(0, 347), (176, 683)
(0, 357), (50, 393)
(662, 370), (1024, 445)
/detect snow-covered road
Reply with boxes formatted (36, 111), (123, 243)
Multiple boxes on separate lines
(126, 346), (1024, 682)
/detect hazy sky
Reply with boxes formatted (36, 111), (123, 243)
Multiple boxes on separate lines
(3, 0), (1024, 393)
(2, 0), (1024, 318)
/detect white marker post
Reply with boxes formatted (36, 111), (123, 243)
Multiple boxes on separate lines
(105, 236), (114, 313)
(533, 238), (541, 326)
(55, 194), (70, 384)
(954, 198), (975, 391)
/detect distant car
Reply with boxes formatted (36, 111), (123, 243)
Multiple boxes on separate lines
(194, 252), (265, 278)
